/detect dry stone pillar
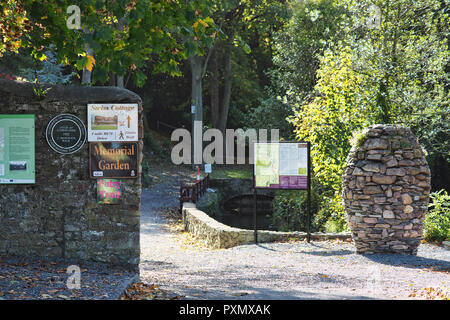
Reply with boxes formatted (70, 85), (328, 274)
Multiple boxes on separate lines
(342, 124), (431, 254)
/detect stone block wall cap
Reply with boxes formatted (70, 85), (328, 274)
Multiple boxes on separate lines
(0, 79), (141, 104)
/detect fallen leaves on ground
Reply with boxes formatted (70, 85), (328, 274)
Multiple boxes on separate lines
(409, 287), (450, 300)
(120, 282), (182, 300)
(160, 207), (215, 251)
(0, 255), (134, 300)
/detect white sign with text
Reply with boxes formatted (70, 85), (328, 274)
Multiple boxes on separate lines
(87, 103), (138, 142)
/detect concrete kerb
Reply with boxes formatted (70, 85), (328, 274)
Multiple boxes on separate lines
(113, 274), (140, 300)
(182, 203), (351, 249)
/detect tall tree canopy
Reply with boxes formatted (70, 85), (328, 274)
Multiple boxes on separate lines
(289, 0), (449, 227)
(1, 0), (216, 86)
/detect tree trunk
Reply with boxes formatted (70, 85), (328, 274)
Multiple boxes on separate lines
(116, 76), (124, 88)
(116, 18), (126, 88)
(190, 55), (203, 165)
(81, 42), (93, 84)
(218, 32), (233, 134)
(209, 46), (220, 128)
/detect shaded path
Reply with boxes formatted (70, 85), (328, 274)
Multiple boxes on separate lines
(139, 161), (450, 300)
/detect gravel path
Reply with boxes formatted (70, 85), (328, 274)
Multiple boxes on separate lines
(139, 162), (450, 300)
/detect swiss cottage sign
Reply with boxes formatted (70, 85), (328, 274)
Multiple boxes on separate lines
(87, 103), (138, 142)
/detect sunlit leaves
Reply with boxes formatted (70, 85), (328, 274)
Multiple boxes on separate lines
(1, 0), (217, 87)
(0, 0), (33, 56)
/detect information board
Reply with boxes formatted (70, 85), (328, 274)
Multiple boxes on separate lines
(0, 115), (35, 184)
(254, 142), (308, 189)
(89, 142), (138, 178)
(87, 104), (138, 142)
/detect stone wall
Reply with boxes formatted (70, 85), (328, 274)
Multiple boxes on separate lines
(0, 80), (143, 271)
(183, 202), (350, 249)
(342, 124), (431, 254)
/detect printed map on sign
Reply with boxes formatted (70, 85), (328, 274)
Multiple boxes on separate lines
(254, 143), (308, 190)
(88, 104), (138, 142)
(255, 143), (279, 188)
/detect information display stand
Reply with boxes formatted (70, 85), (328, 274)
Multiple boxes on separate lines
(253, 142), (311, 243)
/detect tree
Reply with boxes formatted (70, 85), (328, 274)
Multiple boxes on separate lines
(246, 0), (345, 139)
(207, 0), (289, 134)
(1, 1), (216, 88)
(289, 0), (449, 230)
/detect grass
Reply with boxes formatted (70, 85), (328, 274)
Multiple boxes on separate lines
(350, 128), (369, 149)
(210, 167), (253, 180)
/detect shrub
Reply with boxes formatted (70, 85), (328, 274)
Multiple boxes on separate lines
(424, 189), (450, 242)
(144, 132), (162, 155)
(141, 160), (153, 188)
(271, 179), (322, 232)
(315, 195), (349, 233)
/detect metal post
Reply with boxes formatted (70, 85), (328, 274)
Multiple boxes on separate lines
(253, 187), (258, 244)
(307, 141), (311, 243)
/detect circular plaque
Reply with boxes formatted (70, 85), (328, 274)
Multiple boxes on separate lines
(46, 114), (86, 154)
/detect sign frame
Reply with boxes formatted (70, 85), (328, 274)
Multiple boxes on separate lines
(97, 179), (122, 204)
(254, 141), (309, 190)
(87, 103), (138, 142)
(45, 114), (86, 154)
(252, 141), (312, 243)
(0, 114), (36, 184)
(89, 142), (139, 179)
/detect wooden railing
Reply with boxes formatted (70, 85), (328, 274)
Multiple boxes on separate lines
(179, 174), (210, 213)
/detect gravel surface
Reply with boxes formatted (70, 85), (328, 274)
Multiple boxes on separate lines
(0, 255), (137, 300)
(139, 161), (450, 300)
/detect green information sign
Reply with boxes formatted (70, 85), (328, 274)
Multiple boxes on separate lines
(0, 115), (35, 184)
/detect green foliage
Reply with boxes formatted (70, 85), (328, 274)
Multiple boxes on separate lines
(315, 195), (348, 233)
(0, 1), (31, 56)
(271, 179), (324, 232)
(32, 85), (51, 100)
(290, 47), (369, 194)
(424, 190), (450, 242)
(247, 0), (345, 139)
(286, 0), (448, 230)
(244, 92), (295, 139)
(197, 192), (220, 217)
(20, 46), (74, 84)
(141, 159), (153, 188)
(205, 0), (290, 130)
(350, 128), (370, 149)
(334, 0), (449, 125)
(210, 169), (252, 180)
(272, 0), (346, 99)
(144, 132), (162, 155)
(2, 0), (217, 86)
